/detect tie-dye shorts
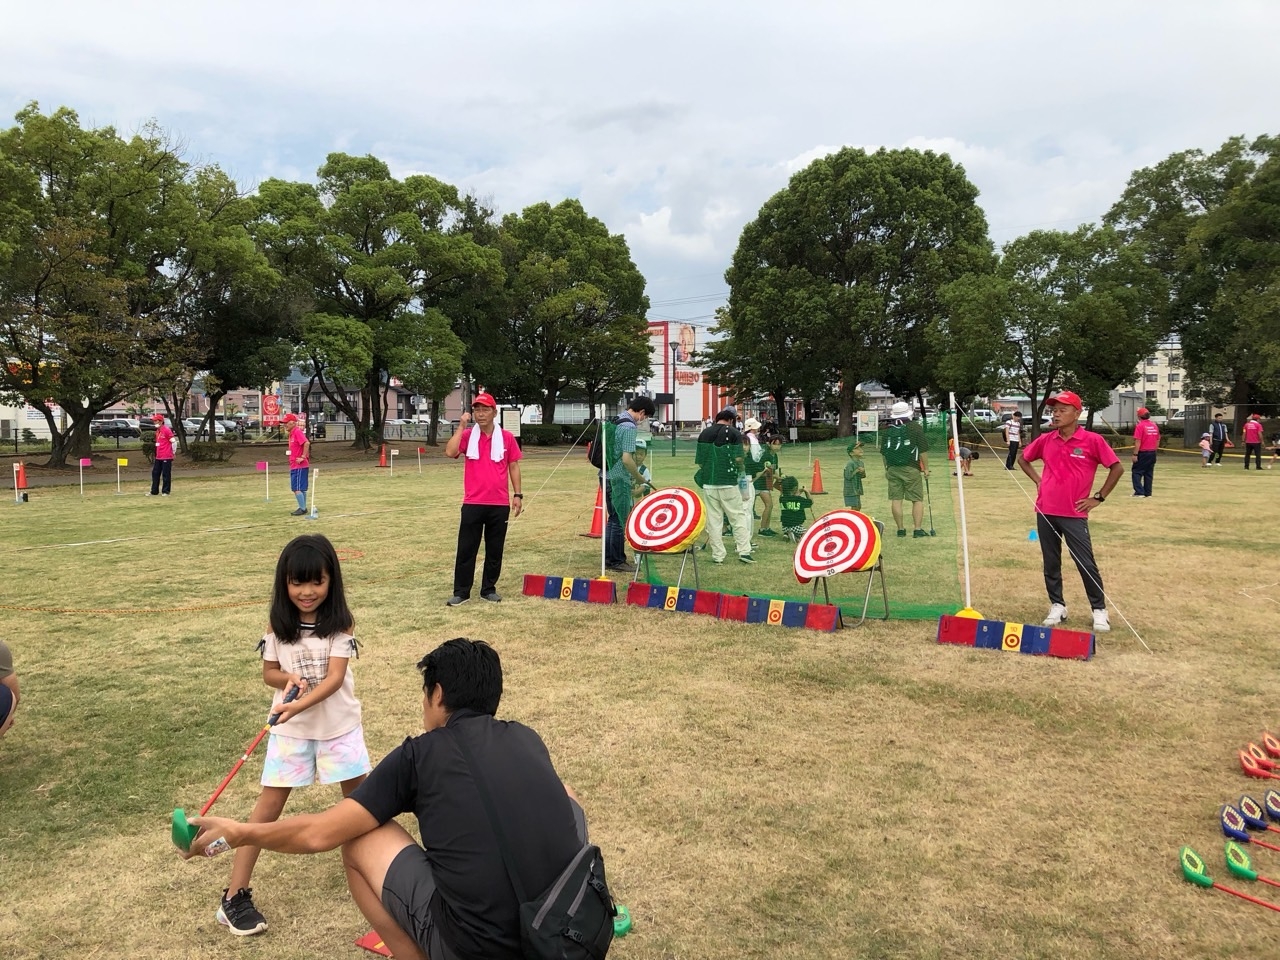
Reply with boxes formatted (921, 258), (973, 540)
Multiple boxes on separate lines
(261, 726), (371, 787)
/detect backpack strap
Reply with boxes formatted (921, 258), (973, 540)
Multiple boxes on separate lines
(453, 728), (529, 903)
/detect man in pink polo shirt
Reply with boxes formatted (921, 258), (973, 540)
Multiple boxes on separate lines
(443, 392), (523, 606)
(285, 413), (311, 516)
(1017, 390), (1124, 633)
(148, 414), (175, 496)
(1242, 412), (1265, 470)
(1130, 407), (1160, 498)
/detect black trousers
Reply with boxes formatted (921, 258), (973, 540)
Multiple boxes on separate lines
(1210, 439), (1226, 464)
(1037, 514), (1106, 611)
(150, 458), (172, 495)
(1131, 450), (1156, 496)
(452, 504), (510, 598)
(1005, 441), (1019, 470)
(1245, 443), (1263, 469)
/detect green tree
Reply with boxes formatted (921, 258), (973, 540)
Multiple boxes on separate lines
(251, 155), (501, 448)
(721, 147), (992, 437)
(497, 200), (650, 422)
(935, 225), (1165, 434)
(1105, 136), (1274, 405)
(0, 103), (257, 465)
(391, 308), (465, 445)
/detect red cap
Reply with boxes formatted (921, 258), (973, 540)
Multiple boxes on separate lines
(471, 392), (497, 409)
(1136, 407), (1149, 417)
(283, 413), (299, 423)
(1045, 390), (1082, 410)
(151, 413), (165, 422)
(1252, 413), (1262, 420)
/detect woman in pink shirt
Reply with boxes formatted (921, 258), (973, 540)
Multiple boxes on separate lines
(1242, 413), (1265, 470)
(1017, 391), (1124, 634)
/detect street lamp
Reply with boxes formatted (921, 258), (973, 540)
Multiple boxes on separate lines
(669, 340), (679, 458)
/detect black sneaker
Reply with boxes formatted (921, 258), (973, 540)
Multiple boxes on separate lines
(913, 529), (928, 538)
(290, 508), (306, 516)
(759, 529), (778, 537)
(481, 590), (502, 602)
(738, 554), (756, 564)
(897, 529), (907, 538)
(445, 595), (470, 606)
(217, 887), (267, 936)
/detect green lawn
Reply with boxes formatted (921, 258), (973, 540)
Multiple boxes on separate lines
(2, 450), (1279, 958)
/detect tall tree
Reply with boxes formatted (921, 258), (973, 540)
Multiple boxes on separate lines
(390, 308), (465, 445)
(935, 225), (1165, 433)
(1105, 136), (1273, 405)
(0, 103), (255, 465)
(251, 155), (501, 447)
(498, 200), (650, 422)
(722, 147), (992, 436)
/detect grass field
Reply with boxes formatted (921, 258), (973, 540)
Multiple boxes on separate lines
(2, 447), (1280, 959)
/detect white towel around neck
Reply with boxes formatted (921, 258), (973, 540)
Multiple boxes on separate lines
(746, 433), (762, 461)
(466, 423), (505, 462)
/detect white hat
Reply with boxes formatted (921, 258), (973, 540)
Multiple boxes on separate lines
(743, 417), (762, 432)
(889, 401), (913, 419)
(634, 436), (647, 448)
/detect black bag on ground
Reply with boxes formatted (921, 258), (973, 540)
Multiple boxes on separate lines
(456, 736), (617, 960)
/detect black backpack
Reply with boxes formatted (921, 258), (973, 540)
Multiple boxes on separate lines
(587, 417), (626, 470)
(457, 736), (617, 960)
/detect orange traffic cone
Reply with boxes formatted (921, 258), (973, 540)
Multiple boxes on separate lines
(579, 487), (605, 538)
(376, 444), (388, 468)
(810, 458), (827, 494)
(15, 462), (28, 490)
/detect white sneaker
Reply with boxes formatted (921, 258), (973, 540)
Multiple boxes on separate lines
(1043, 603), (1068, 626)
(1092, 609), (1111, 633)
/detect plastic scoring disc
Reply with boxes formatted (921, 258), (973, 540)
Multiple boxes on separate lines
(793, 509), (881, 584)
(625, 486), (706, 554)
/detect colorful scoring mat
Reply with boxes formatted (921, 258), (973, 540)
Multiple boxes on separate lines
(793, 509), (881, 583)
(625, 486), (706, 554)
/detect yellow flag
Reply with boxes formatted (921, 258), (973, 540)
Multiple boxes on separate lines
(117, 458), (128, 466)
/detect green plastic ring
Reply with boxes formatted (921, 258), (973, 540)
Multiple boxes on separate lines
(613, 904), (632, 937)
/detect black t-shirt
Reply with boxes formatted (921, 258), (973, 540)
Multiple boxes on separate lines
(351, 710), (581, 960)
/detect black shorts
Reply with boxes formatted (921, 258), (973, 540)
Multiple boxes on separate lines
(381, 799), (588, 958)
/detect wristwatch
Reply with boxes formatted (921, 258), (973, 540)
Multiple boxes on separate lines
(513, 493), (524, 499)
(1092, 493), (1105, 503)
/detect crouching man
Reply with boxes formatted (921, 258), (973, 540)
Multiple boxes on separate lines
(185, 638), (589, 960)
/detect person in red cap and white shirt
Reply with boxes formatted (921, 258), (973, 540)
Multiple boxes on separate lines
(1130, 407), (1160, 497)
(1017, 391), (1124, 633)
(1242, 413), (1265, 470)
(285, 414), (310, 515)
(443, 392), (523, 605)
(149, 414), (175, 496)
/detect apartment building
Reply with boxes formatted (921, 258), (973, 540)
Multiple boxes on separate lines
(1121, 343), (1189, 416)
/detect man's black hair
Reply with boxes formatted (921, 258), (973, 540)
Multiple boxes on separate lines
(628, 396), (656, 417)
(416, 638), (503, 716)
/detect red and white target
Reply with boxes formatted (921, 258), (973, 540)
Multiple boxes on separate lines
(793, 509), (881, 583)
(625, 486), (706, 554)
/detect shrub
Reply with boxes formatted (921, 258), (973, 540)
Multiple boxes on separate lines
(188, 441), (236, 463)
(519, 424), (565, 446)
(794, 426), (838, 443)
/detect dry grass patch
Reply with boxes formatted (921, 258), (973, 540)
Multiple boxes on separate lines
(1, 453), (1278, 958)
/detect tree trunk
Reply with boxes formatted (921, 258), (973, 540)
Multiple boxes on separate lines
(839, 380), (858, 438)
(1233, 372), (1250, 410)
(772, 387), (789, 433)
(542, 386), (559, 425)
(428, 397), (442, 445)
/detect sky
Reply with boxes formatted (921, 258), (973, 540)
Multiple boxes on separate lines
(3, 0), (1277, 334)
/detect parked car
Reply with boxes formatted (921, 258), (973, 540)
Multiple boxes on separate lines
(90, 419), (140, 439)
(968, 409), (999, 425)
(182, 417), (227, 437)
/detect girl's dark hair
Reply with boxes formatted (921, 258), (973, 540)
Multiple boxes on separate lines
(417, 638), (503, 716)
(269, 534), (353, 643)
(781, 476), (800, 496)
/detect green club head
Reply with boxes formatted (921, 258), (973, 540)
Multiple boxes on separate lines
(612, 903), (632, 937)
(1180, 846), (1214, 888)
(1225, 841), (1259, 881)
(171, 807), (199, 852)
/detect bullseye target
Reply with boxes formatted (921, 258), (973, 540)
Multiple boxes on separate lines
(793, 510), (881, 583)
(625, 486), (706, 554)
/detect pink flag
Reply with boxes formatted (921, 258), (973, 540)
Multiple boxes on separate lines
(417, 447), (425, 454)
(255, 461), (268, 471)
(79, 457), (92, 466)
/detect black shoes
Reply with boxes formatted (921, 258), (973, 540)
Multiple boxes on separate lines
(217, 888), (267, 936)
(446, 595), (470, 606)
(290, 508), (306, 516)
(913, 529), (929, 538)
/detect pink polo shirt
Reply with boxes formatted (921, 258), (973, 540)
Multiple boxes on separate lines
(1133, 420), (1160, 452)
(154, 425), (175, 460)
(288, 426), (309, 468)
(1244, 420), (1264, 443)
(1021, 426), (1120, 519)
(457, 427), (522, 505)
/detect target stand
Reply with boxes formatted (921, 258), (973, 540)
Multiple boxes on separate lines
(793, 510), (888, 626)
(625, 486), (707, 592)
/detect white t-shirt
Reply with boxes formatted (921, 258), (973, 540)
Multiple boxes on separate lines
(261, 627), (362, 742)
(1005, 419), (1022, 442)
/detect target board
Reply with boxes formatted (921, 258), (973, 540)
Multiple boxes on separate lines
(793, 509), (881, 583)
(625, 486), (706, 554)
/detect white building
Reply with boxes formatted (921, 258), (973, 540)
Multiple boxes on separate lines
(1121, 342), (1189, 416)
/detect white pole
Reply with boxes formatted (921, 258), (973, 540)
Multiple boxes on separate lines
(265, 463), (270, 502)
(116, 462), (122, 495)
(950, 392), (973, 609)
(12, 463), (19, 504)
(600, 416), (608, 577)
(308, 468), (319, 519)
(417, 447), (422, 474)
(390, 449), (397, 476)
(79, 461), (85, 497)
